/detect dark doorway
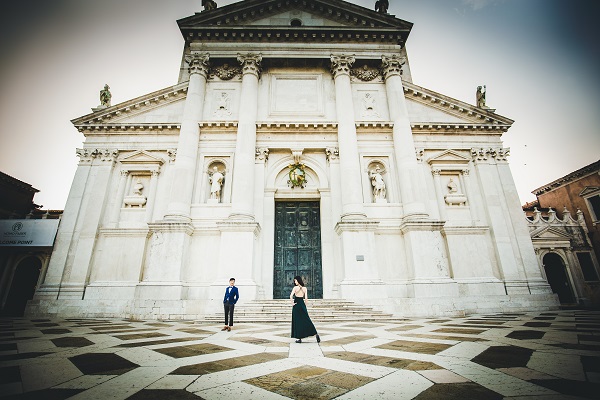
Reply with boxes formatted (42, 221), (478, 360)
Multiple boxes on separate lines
(273, 201), (323, 299)
(3, 256), (42, 316)
(543, 253), (575, 304)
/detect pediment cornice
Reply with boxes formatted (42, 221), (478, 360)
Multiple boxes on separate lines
(530, 225), (573, 240)
(71, 82), (189, 128)
(402, 81), (513, 127)
(178, 0), (412, 45)
(533, 160), (600, 196)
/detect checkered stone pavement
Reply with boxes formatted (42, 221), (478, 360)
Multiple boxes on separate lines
(0, 311), (599, 399)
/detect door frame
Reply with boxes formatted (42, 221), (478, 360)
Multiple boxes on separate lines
(273, 200), (323, 299)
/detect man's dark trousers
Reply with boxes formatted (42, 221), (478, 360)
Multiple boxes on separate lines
(224, 302), (234, 326)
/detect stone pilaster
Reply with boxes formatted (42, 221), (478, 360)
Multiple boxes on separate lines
(164, 52), (209, 221)
(431, 168), (446, 221)
(381, 54), (427, 219)
(330, 54), (366, 220)
(146, 170), (159, 223)
(34, 149), (96, 299)
(59, 149), (118, 299)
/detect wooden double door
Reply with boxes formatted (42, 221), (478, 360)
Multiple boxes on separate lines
(273, 201), (323, 299)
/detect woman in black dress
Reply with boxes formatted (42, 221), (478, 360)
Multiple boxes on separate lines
(290, 276), (320, 344)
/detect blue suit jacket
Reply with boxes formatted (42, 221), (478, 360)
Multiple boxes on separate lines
(223, 286), (239, 304)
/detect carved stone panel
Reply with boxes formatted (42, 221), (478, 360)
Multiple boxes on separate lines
(269, 74), (324, 116)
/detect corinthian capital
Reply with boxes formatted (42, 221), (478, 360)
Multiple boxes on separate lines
(185, 52), (210, 77)
(381, 54), (406, 80)
(76, 148), (97, 164)
(98, 149), (119, 163)
(237, 53), (262, 78)
(330, 55), (355, 79)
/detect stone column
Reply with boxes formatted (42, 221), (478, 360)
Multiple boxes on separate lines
(229, 53), (262, 220)
(330, 55), (366, 220)
(139, 54), (208, 307)
(329, 58), (383, 298)
(215, 54), (262, 301)
(381, 54), (427, 219)
(164, 52), (209, 221)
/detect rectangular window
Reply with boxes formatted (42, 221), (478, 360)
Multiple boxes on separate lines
(588, 195), (600, 221)
(577, 252), (599, 281)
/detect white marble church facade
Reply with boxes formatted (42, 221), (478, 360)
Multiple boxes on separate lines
(28, 0), (559, 319)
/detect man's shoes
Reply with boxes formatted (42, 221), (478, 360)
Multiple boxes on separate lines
(316, 334), (320, 343)
(221, 326), (228, 331)
(227, 326), (232, 331)
(295, 339), (302, 343)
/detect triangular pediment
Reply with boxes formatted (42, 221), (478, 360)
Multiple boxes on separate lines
(71, 82), (188, 127)
(530, 226), (572, 241)
(180, 0), (411, 29)
(178, 0), (412, 45)
(403, 81), (513, 126)
(580, 186), (600, 197)
(427, 150), (471, 166)
(120, 150), (164, 165)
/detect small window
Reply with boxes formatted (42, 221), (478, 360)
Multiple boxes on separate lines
(577, 252), (599, 281)
(290, 19), (302, 27)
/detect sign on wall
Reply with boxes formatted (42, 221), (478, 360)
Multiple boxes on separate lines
(0, 219), (60, 247)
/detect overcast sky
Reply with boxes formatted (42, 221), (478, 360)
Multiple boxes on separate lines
(1, 0), (598, 209)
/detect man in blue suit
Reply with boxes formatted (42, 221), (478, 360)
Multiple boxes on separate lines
(222, 278), (239, 331)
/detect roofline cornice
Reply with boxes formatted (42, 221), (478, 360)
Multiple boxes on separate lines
(182, 26), (407, 45)
(532, 160), (600, 196)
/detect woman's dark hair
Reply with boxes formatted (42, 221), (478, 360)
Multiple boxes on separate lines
(294, 276), (305, 287)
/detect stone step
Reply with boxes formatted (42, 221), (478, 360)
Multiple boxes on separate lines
(204, 299), (404, 323)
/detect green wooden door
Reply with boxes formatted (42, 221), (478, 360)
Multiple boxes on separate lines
(273, 201), (323, 299)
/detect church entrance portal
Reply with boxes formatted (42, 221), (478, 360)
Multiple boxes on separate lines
(273, 201), (323, 299)
(543, 253), (575, 304)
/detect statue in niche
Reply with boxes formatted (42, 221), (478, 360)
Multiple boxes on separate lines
(369, 166), (387, 202)
(209, 166), (224, 202)
(99, 84), (111, 107)
(133, 179), (144, 195)
(444, 177), (467, 206)
(202, 0), (217, 12)
(476, 85), (486, 108)
(447, 178), (457, 193)
(123, 178), (147, 207)
(375, 0), (389, 14)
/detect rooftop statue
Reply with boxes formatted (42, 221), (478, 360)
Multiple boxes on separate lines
(99, 84), (111, 107)
(375, 0), (389, 14)
(476, 85), (486, 108)
(202, 0), (217, 12)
